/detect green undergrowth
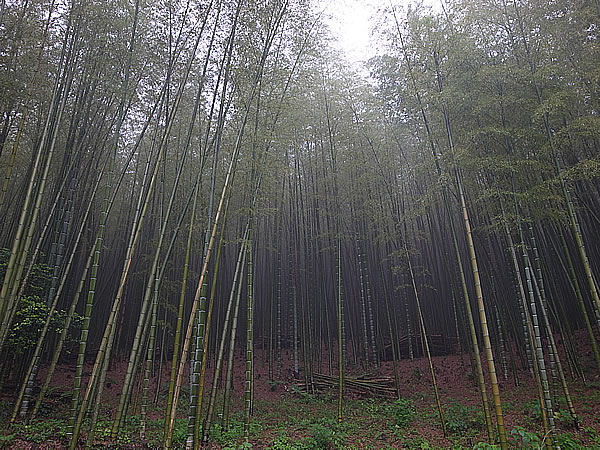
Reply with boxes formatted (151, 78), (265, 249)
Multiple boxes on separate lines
(208, 416), (263, 448)
(0, 388), (598, 449)
(3, 418), (68, 444)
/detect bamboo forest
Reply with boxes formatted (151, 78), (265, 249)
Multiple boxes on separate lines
(1, 0), (600, 448)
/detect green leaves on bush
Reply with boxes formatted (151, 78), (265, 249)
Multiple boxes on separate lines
(7, 296), (82, 353)
(554, 433), (583, 449)
(392, 398), (416, 428)
(445, 402), (484, 434)
(510, 426), (541, 448)
(208, 417), (262, 447)
(0, 248), (52, 297)
(306, 422), (347, 449)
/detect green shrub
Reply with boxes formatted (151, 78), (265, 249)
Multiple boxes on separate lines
(271, 432), (299, 449)
(554, 433), (583, 449)
(522, 400), (542, 422)
(392, 398), (416, 428)
(306, 422), (346, 449)
(0, 433), (16, 444)
(171, 418), (188, 447)
(585, 426), (600, 445)
(13, 418), (68, 443)
(0, 249), (52, 297)
(445, 402), (484, 434)
(401, 435), (434, 449)
(509, 426), (541, 449)
(7, 296), (82, 354)
(208, 418), (262, 447)
(554, 409), (577, 427)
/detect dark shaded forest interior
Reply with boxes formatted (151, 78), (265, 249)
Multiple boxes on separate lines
(1, 0), (600, 448)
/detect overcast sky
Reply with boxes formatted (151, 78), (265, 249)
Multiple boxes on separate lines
(322, 0), (381, 63)
(320, 0), (438, 65)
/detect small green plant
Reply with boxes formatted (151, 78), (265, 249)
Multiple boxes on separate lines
(92, 418), (136, 445)
(554, 409), (577, 427)
(445, 402), (484, 434)
(522, 400), (542, 423)
(363, 398), (386, 417)
(289, 384), (328, 404)
(412, 368), (424, 379)
(171, 418), (188, 447)
(6, 296), (83, 354)
(0, 433), (16, 444)
(554, 433), (583, 449)
(509, 426), (541, 449)
(391, 398), (416, 428)
(585, 426), (600, 445)
(208, 417), (262, 447)
(209, 422), (242, 447)
(268, 379), (286, 391)
(472, 443), (500, 449)
(12, 418), (68, 443)
(401, 435), (434, 449)
(94, 422), (113, 441)
(0, 249), (52, 297)
(305, 422), (346, 449)
(271, 431), (298, 449)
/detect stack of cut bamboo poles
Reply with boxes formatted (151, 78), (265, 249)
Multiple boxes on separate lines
(296, 373), (397, 398)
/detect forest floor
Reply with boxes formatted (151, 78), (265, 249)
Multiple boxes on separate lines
(2, 342), (600, 449)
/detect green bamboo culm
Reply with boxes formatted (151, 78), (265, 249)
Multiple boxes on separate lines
(112, 1), (216, 438)
(517, 221), (554, 449)
(67, 0), (143, 442)
(337, 238), (343, 423)
(163, 1), (220, 444)
(67, 162), (112, 442)
(244, 225), (254, 441)
(223, 245), (248, 432)
(529, 225), (579, 428)
(193, 197), (232, 447)
(404, 236), (446, 437)
(388, 3), (501, 442)
(140, 270), (160, 440)
(203, 227), (249, 442)
(163, 174), (202, 448)
(448, 205), (494, 443)
(32, 237), (93, 418)
(458, 178), (508, 449)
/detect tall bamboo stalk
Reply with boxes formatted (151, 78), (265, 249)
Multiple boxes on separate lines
(389, 5), (503, 442)
(529, 226), (579, 427)
(244, 225), (254, 441)
(203, 230), (248, 441)
(163, 167), (202, 446)
(223, 247), (247, 431)
(517, 219), (554, 448)
(448, 207), (494, 442)
(69, 79), (172, 450)
(404, 236), (447, 437)
(337, 238), (343, 423)
(458, 179), (507, 449)
(356, 234), (370, 367)
(511, 0), (600, 339)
